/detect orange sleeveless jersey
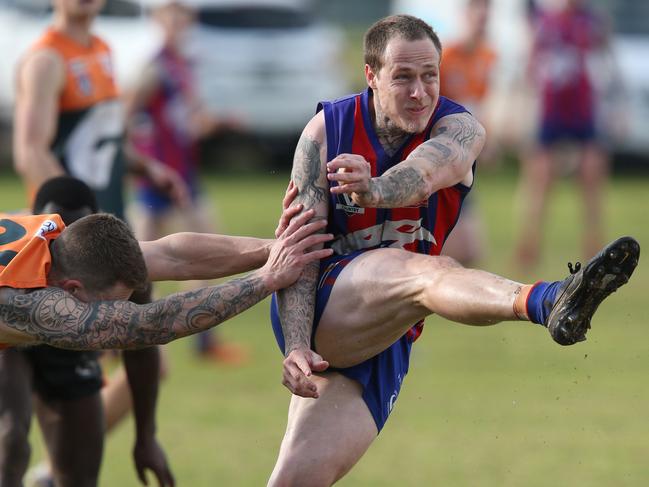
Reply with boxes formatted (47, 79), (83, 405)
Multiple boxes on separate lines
(0, 214), (65, 289)
(0, 214), (65, 349)
(30, 28), (118, 111)
(440, 41), (497, 106)
(24, 30), (126, 216)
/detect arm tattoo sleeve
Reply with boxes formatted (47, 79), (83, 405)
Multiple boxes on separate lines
(372, 112), (484, 207)
(277, 132), (327, 353)
(291, 133), (327, 205)
(0, 274), (270, 350)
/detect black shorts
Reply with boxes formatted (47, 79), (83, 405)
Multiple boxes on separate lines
(22, 346), (103, 401)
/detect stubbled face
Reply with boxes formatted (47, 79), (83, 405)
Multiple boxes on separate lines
(53, 0), (105, 20)
(366, 36), (441, 134)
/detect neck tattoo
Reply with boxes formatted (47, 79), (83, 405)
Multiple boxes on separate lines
(373, 99), (409, 157)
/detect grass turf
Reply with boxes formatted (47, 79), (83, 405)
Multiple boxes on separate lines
(0, 167), (645, 486)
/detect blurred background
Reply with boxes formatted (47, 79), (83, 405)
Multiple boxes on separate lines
(1, 0), (648, 170)
(1, 0), (648, 485)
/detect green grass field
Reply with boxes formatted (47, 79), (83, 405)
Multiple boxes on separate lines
(2, 166), (647, 486)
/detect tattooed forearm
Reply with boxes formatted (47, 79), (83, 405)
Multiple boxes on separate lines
(368, 113), (485, 207)
(277, 261), (319, 354)
(274, 128), (328, 354)
(291, 133), (327, 206)
(0, 275), (270, 350)
(371, 166), (430, 208)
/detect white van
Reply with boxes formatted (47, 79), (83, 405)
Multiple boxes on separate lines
(185, 0), (348, 139)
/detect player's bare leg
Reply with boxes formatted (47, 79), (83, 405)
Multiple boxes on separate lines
(578, 141), (608, 259)
(316, 236), (639, 367)
(515, 146), (554, 269)
(35, 393), (104, 487)
(268, 372), (377, 487)
(315, 248), (522, 367)
(0, 349), (33, 487)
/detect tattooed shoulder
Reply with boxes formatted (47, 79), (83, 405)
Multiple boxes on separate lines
(291, 132), (327, 206)
(433, 112), (485, 149)
(409, 113), (485, 163)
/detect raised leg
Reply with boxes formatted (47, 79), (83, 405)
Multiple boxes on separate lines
(316, 248), (523, 367)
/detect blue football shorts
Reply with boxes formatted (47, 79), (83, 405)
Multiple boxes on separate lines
(539, 117), (596, 146)
(136, 179), (199, 215)
(270, 249), (416, 432)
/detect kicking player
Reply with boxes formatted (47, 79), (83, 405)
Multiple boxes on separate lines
(268, 15), (639, 486)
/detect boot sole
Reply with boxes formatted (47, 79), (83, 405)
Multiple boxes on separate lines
(547, 236), (640, 345)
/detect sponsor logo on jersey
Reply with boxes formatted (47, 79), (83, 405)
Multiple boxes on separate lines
(335, 193), (365, 215)
(69, 59), (92, 96)
(34, 219), (58, 240)
(98, 53), (114, 78)
(331, 218), (436, 255)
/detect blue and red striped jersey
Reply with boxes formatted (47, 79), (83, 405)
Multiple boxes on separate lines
(318, 88), (473, 258)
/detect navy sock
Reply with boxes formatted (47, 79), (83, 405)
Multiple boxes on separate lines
(526, 280), (563, 326)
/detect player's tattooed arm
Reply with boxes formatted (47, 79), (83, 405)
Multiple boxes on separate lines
(373, 112), (485, 206)
(389, 112), (485, 202)
(291, 132), (328, 206)
(0, 275), (270, 350)
(277, 118), (329, 355)
(327, 112), (484, 208)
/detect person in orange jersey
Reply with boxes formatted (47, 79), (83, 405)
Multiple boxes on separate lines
(0, 178), (331, 487)
(439, 0), (497, 266)
(11, 1), (189, 485)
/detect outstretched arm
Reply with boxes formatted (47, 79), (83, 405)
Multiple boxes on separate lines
(277, 112), (331, 398)
(0, 212), (332, 350)
(140, 233), (274, 282)
(140, 202), (307, 282)
(327, 112), (485, 207)
(0, 276), (267, 349)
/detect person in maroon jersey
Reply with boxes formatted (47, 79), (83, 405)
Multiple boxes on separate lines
(125, 0), (246, 364)
(514, 0), (612, 270)
(267, 14), (638, 486)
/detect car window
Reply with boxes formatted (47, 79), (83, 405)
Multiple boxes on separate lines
(197, 6), (312, 29)
(1, 0), (141, 17)
(591, 0), (649, 35)
(1, 0), (49, 14)
(100, 0), (142, 17)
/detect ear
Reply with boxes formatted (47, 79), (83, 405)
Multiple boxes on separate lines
(365, 64), (378, 90)
(59, 279), (84, 296)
